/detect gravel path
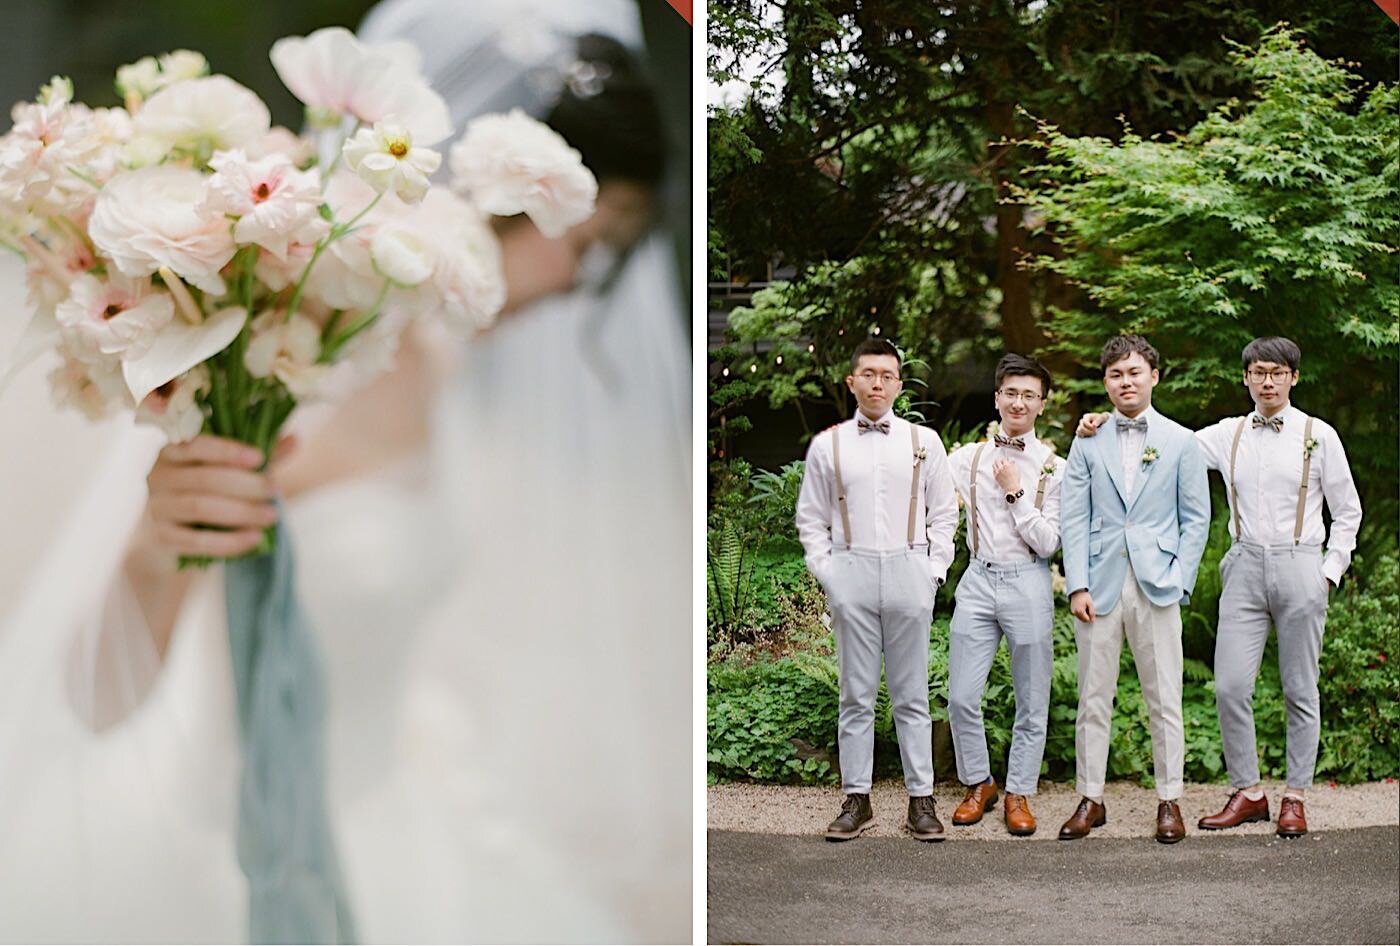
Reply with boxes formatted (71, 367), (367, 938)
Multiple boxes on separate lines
(709, 778), (1400, 840)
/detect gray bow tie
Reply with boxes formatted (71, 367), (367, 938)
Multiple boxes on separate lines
(858, 418), (890, 435)
(993, 433), (1025, 451)
(1252, 414), (1284, 432)
(1115, 416), (1148, 432)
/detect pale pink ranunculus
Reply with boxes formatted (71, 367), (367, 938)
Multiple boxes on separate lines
(23, 230), (95, 315)
(0, 92), (131, 217)
(270, 27), (451, 145)
(399, 188), (506, 333)
(243, 309), (329, 399)
(49, 351), (131, 420)
(370, 226), (435, 287)
(55, 272), (174, 362)
(131, 74), (271, 154)
(205, 149), (327, 260)
(135, 364), (209, 443)
(89, 165), (237, 295)
(448, 109), (597, 239)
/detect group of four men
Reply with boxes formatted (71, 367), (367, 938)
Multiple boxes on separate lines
(794, 334), (1361, 843)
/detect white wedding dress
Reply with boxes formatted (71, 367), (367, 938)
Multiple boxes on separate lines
(0, 89), (690, 946)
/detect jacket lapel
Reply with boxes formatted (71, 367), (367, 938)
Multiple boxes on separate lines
(1100, 418), (1129, 507)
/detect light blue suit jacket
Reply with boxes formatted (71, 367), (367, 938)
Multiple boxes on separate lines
(1060, 406), (1210, 613)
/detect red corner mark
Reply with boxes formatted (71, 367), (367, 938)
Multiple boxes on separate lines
(1373, 0), (1399, 24)
(662, 0), (693, 25)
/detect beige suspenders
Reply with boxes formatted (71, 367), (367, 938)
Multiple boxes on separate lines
(832, 421), (925, 551)
(1295, 416), (1315, 544)
(968, 443), (988, 557)
(1228, 413), (1315, 544)
(906, 425), (922, 549)
(1034, 466), (1051, 511)
(831, 425), (852, 550)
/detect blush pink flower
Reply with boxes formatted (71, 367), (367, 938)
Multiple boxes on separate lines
(448, 109), (597, 238)
(243, 309), (329, 399)
(135, 364), (209, 443)
(48, 352), (131, 420)
(89, 165), (237, 295)
(55, 272), (174, 362)
(131, 75), (271, 155)
(270, 27), (451, 145)
(204, 149), (327, 259)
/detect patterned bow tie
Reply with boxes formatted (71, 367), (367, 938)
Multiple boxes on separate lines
(993, 433), (1025, 451)
(857, 418), (890, 435)
(1252, 413), (1284, 432)
(1115, 416), (1148, 433)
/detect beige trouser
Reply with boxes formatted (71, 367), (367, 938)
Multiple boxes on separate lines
(1074, 565), (1184, 801)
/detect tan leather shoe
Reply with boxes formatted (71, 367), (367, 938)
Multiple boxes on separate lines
(1058, 797), (1107, 840)
(952, 779), (999, 826)
(1004, 793), (1036, 836)
(1277, 796), (1308, 838)
(1156, 800), (1186, 844)
(1198, 791), (1269, 830)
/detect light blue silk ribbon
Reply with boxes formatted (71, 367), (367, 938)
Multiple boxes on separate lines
(224, 516), (357, 944)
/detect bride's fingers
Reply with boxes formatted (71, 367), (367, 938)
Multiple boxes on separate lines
(148, 464), (273, 503)
(149, 493), (279, 531)
(152, 522), (267, 559)
(161, 435), (264, 470)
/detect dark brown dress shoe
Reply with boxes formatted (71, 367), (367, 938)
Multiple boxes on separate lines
(952, 778), (999, 825)
(1058, 797), (1107, 840)
(906, 795), (946, 842)
(825, 793), (873, 841)
(1156, 800), (1186, 844)
(1277, 796), (1308, 838)
(1004, 793), (1036, 836)
(1198, 791), (1270, 830)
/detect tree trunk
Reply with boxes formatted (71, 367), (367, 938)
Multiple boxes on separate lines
(986, 99), (1044, 357)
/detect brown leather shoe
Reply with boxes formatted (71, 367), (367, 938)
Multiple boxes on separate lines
(1156, 800), (1186, 844)
(1198, 791), (1270, 830)
(1277, 796), (1308, 838)
(952, 779), (999, 826)
(906, 795), (946, 842)
(1058, 797), (1107, 840)
(825, 794), (873, 841)
(1004, 793), (1036, 836)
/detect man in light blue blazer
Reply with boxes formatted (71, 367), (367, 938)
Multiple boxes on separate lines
(1057, 335), (1210, 844)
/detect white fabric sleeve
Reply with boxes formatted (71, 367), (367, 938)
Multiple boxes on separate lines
(1318, 422), (1363, 586)
(795, 431), (835, 583)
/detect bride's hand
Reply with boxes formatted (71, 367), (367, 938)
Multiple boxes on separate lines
(139, 435), (282, 561)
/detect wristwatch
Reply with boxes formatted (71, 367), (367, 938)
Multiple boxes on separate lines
(1005, 489), (1025, 505)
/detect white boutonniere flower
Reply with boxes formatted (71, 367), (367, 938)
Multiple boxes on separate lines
(913, 446), (928, 465)
(1304, 437), (1320, 459)
(985, 420), (1000, 440)
(1041, 460), (1056, 477)
(1142, 447), (1159, 466)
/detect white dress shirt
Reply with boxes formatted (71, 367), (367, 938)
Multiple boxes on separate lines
(1196, 403), (1362, 585)
(796, 409), (959, 584)
(1112, 410), (1150, 497)
(947, 430), (1064, 562)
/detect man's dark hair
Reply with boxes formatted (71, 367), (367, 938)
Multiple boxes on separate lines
(1241, 336), (1301, 372)
(849, 337), (901, 373)
(994, 353), (1052, 397)
(1100, 334), (1160, 372)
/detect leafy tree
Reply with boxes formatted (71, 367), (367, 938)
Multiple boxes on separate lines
(1015, 28), (1398, 517)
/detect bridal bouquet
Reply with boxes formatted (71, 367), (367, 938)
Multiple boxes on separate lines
(0, 28), (597, 557)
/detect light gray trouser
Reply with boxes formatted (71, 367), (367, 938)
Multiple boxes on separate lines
(948, 558), (1054, 796)
(1215, 541), (1329, 790)
(823, 548), (936, 796)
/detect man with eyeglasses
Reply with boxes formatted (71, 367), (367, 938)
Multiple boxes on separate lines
(1076, 336), (1361, 837)
(796, 337), (958, 841)
(944, 354), (1064, 836)
(1058, 334), (1210, 844)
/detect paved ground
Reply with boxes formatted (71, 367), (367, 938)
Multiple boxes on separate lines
(708, 824), (1400, 944)
(708, 779), (1400, 840)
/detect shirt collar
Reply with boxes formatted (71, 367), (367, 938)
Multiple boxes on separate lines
(854, 407), (895, 425)
(1251, 402), (1295, 425)
(1111, 406), (1155, 427)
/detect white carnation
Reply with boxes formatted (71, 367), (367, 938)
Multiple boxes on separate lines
(449, 109), (597, 238)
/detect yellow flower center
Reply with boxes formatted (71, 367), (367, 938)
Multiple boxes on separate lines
(387, 139), (408, 158)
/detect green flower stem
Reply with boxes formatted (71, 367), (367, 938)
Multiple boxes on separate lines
(320, 280), (389, 363)
(283, 191), (383, 325)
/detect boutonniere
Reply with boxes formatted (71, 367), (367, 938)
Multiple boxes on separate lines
(1304, 437), (1319, 459)
(985, 420), (1000, 441)
(914, 446), (928, 465)
(1141, 447), (1160, 466)
(1041, 460), (1056, 477)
